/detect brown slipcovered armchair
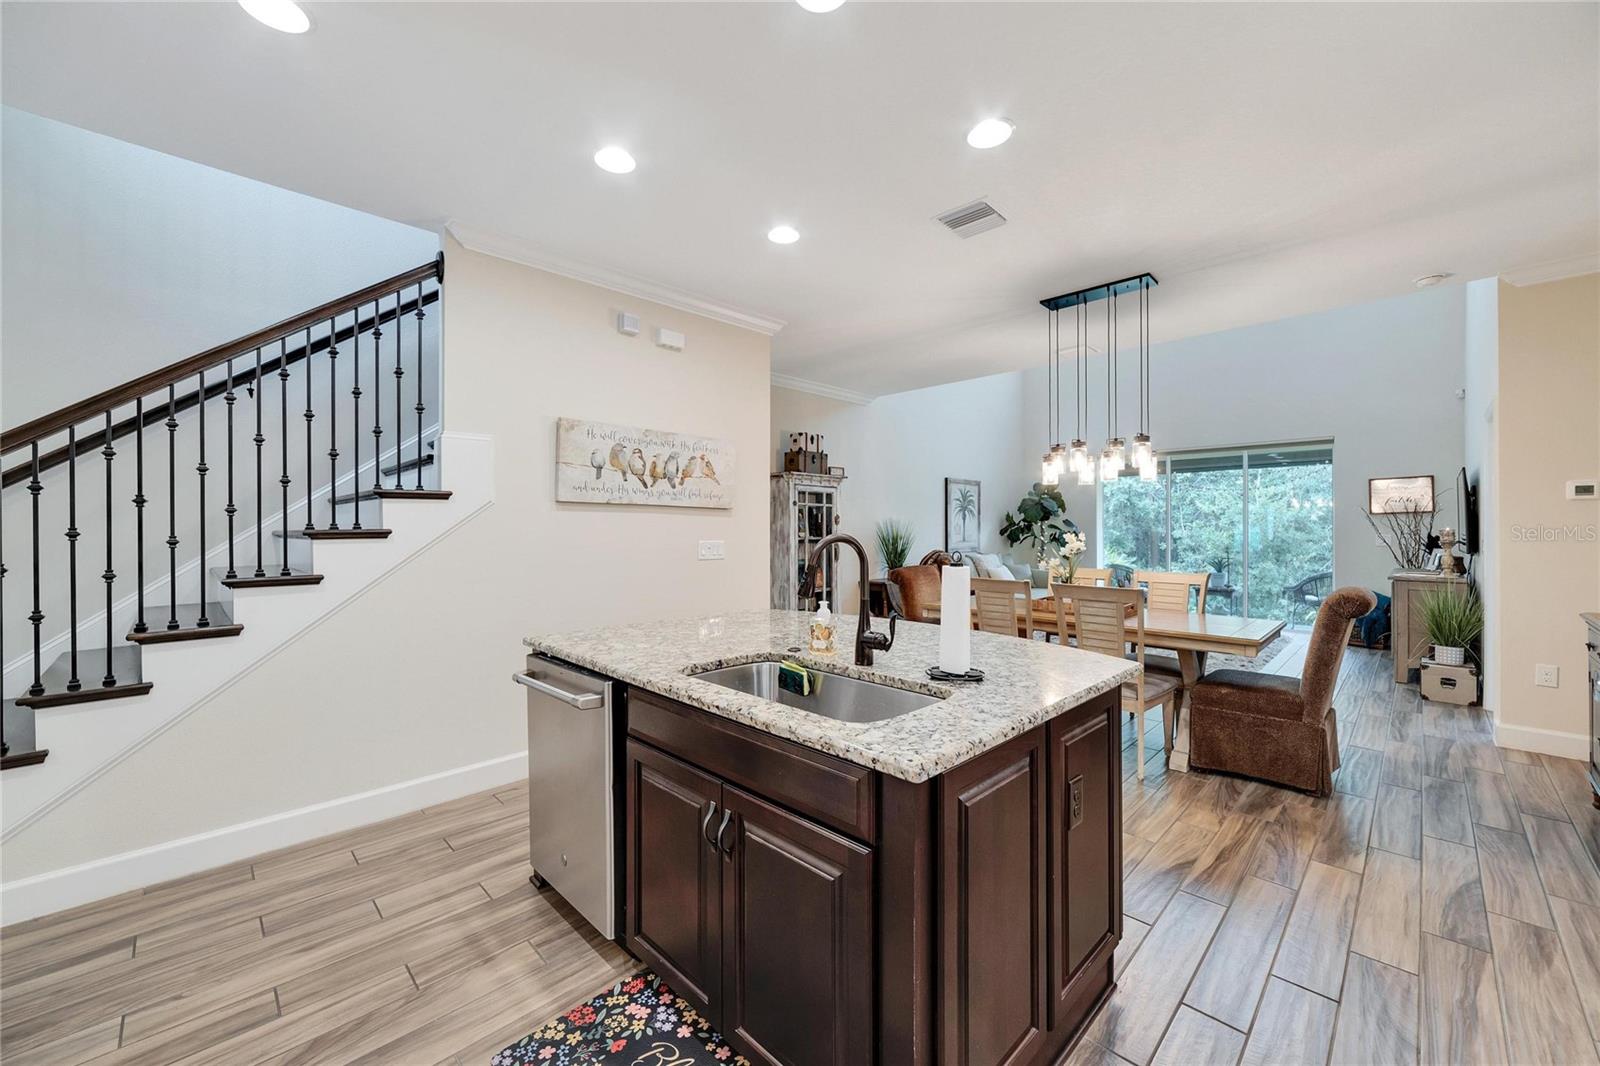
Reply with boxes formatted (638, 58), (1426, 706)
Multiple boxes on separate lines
(886, 565), (942, 621)
(1188, 586), (1377, 795)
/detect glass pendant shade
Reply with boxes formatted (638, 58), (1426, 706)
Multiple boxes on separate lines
(1139, 450), (1159, 481)
(1099, 448), (1121, 481)
(1130, 434), (1153, 469)
(1077, 458), (1096, 485)
(1106, 437), (1126, 469)
(1068, 440), (1090, 473)
(1041, 450), (1060, 487)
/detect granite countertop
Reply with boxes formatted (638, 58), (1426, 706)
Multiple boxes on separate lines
(524, 609), (1140, 783)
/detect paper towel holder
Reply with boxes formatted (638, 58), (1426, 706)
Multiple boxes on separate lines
(927, 667), (986, 683)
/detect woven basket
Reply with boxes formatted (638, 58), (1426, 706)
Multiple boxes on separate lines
(1434, 645), (1466, 667)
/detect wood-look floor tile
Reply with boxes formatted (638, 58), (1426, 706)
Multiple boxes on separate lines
(1228, 779), (1290, 822)
(1389, 708), (1422, 745)
(1551, 896), (1600, 1045)
(1420, 777), (1473, 846)
(1525, 813), (1600, 906)
(1152, 1006), (1246, 1066)
(1466, 767), (1520, 831)
(1347, 714), (1390, 751)
(1124, 833), (1155, 876)
(1372, 783), (1422, 858)
(1272, 861), (1363, 999)
(1499, 745), (1540, 765)
(1086, 892), (1226, 1066)
(1489, 912), (1600, 1064)
(1382, 739), (1424, 790)
(1114, 916), (1150, 980)
(1420, 933), (1508, 1066)
(1238, 978), (1337, 1066)
(0, 1016), (122, 1066)
(1124, 781), (1191, 844)
(1311, 794), (1374, 874)
(1185, 875), (1296, 1032)
(260, 896), (381, 940)
(1336, 745), (1383, 799)
(1420, 835), (1490, 952)
(1330, 952), (1419, 1066)
(1476, 823), (1555, 928)
(1176, 776), (1228, 833)
(1064, 1039), (1138, 1066)
(1123, 820), (1217, 923)
(1351, 848), (1422, 973)
(1454, 736), (1505, 775)
(1249, 800), (1326, 890)
(112, 989), (280, 1065)
(1505, 761), (1569, 821)
(1182, 812), (1271, 906)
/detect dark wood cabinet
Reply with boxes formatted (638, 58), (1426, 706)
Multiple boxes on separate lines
(621, 686), (1121, 1066)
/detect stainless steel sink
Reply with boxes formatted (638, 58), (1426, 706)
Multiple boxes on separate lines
(688, 661), (943, 723)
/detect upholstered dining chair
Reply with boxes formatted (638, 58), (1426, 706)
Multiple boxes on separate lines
(885, 565), (941, 622)
(1188, 586), (1378, 795)
(1053, 584), (1178, 780)
(1135, 570), (1211, 614)
(1070, 567), (1113, 587)
(918, 550), (964, 567)
(972, 577), (1031, 637)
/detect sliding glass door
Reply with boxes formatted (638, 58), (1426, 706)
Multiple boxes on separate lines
(1101, 443), (1334, 624)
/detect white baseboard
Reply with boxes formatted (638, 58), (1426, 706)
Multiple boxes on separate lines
(0, 751), (527, 925)
(1494, 719), (1587, 760)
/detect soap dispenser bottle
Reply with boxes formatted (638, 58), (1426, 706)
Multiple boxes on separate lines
(810, 599), (835, 654)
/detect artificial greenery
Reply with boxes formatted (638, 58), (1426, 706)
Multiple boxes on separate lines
(1000, 485), (1078, 563)
(874, 519), (916, 572)
(1419, 589), (1483, 650)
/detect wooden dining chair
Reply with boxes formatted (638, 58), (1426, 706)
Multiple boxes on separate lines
(886, 565), (941, 621)
(972, 577), (1031, 638)
(1070, 567), (1113, 587)
(1135, 570), (1211, 614)
(1054, 585), (1178, 780)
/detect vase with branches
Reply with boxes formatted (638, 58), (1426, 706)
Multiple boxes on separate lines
(874, 519), (916, 573)
(1364, 495), (1447, 571)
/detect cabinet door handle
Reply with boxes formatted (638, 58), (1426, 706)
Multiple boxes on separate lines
(1069, 775), (1085, 831)
(701, 802), (719, 847)
(714, 810), (733, 856)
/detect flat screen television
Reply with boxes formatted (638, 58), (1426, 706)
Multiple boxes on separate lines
(1457, 466), (1480, 554)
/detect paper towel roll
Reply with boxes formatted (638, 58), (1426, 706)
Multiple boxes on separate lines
(939, 565), (971, 674)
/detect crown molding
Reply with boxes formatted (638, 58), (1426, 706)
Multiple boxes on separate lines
(1501, 252), (1600, 287)
(444, 221), (786, 336)
(770, 373), (873, 406)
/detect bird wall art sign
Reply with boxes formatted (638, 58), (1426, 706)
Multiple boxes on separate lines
(555, 417), (734, 510)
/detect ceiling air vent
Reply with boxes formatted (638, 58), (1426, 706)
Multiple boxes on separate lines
(936, 198), (1007, 239)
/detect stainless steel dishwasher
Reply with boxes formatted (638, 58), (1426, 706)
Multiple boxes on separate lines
(514, 654), (615, 938)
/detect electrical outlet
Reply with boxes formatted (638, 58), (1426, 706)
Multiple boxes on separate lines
(1535, 664), (1560, 688)
(697, 540), (725, 561)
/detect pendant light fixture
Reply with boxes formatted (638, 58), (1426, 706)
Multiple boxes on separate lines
(1100, 289), (1125, 481)
(1040, 307), (1065, 486)
(1070, 299), (1092, 482)
(1131, 276), (1159, 480)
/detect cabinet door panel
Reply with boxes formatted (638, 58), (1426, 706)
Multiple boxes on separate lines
(624, 739), (722, 1023)
(720, 784), (873, 1066)
(1049, 697), (1120, 1025)
(939, 728), (1047, 1066)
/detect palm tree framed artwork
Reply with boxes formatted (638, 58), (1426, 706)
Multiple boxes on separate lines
(945, 478), (981, 552)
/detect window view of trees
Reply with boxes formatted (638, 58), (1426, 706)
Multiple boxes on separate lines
(1101, 445), (1334, 625)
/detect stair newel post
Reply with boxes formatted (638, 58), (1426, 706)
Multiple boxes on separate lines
(28, 443), (45, 696)
(65, 423), (80, 689)
(327, 315), (340, 530)
(393, 289), (405, 490)
(350, 307), (362, 531)
(166, 385), (179, 630)
(414, 282), (426, 490)
(253, 346), (266, 578)
(224, 358), (238, 580)
(303, 326), (314, 532)
(371, 305), (384, 492)
(102, 410), (117, 685)
(133, 397), (147, 633)
(278, 337), (291, 576)
(196, 369), (209, 628)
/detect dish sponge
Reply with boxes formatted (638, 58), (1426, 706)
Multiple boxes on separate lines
(778, 660), (814, 697)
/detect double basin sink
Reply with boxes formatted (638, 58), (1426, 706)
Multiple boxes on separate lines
(688, 660), (943, 724)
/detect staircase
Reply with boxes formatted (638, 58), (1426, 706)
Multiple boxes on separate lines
(1, 255), (450, 780)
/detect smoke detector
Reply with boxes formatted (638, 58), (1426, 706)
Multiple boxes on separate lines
(936, 198), (1007, 239)
(1414, 273), (1454, 288)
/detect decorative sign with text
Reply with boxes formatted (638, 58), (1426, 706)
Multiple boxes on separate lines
(1368, 474), (1434, 514)
(555, 417), (734, 509)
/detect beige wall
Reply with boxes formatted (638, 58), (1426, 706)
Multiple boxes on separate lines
(2, 235), (771, 882)
(1493, 273), (1600, 750)
(1462, 278), (1500, 714)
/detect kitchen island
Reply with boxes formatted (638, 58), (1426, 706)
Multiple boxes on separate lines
(525, 609), (1139, 1066)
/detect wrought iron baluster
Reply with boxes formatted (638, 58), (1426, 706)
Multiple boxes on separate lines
(327, 315), (340, 529)
(253, 347), (265, 578)
(27, 443), (44, 696)
(102, 411), (117, 684)
(371, 306), (384, 491)
(351, 307), (363, 530)
(278, 338), (291, 575)
(166, 386), (179, 629)
(303, 326), (314, 531)
(66, 425), (81, 688)
(393, 290), (404, 489)
(225, 359), (238, 579)
(414, 283), (426, 489)
(133, 398), (147, 633)
(196, 369), (209, 628)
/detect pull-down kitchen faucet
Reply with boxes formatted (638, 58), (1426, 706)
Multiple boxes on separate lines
(802, 533), (897, 666)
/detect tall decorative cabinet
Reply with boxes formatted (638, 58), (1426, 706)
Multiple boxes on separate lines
(771, 472), (845, 609)
(1390, 570), (1469, 683)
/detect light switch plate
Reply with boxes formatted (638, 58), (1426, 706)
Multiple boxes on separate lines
(697, 540), (725, 561)
(1536, 663), (1560, 688)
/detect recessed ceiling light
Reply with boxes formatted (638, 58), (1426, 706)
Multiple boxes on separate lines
(238, 0), (310, 34)
(767, 225), (800, 245)
(796, 0), (846, 12)
(1414, 272), (1454, 288)
(593, 146), (637, 175)
(966, 118), (1015, 149)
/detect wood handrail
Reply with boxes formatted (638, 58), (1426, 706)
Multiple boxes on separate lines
(1, 254), (442, 455)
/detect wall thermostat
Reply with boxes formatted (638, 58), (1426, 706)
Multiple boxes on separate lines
(655, 327), (685, 352)
(616, 311), (640, 337)
(1567, 480), (1597, 500)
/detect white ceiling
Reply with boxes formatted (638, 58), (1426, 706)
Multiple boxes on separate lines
(4, 2), (1596, 398)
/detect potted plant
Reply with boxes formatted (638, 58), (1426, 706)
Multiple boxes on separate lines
(873, 519), (915, 573)
(999, 486), (1078, 584)
(1418, 589), (1483, 667)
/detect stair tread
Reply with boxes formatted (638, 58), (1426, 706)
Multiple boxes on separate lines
(216, 567), (324, 589)
(127, 602), (242, 644)
(12, 646), (152, 709)
(373, 488), (452, 500)
(274, 528), (392, 540)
